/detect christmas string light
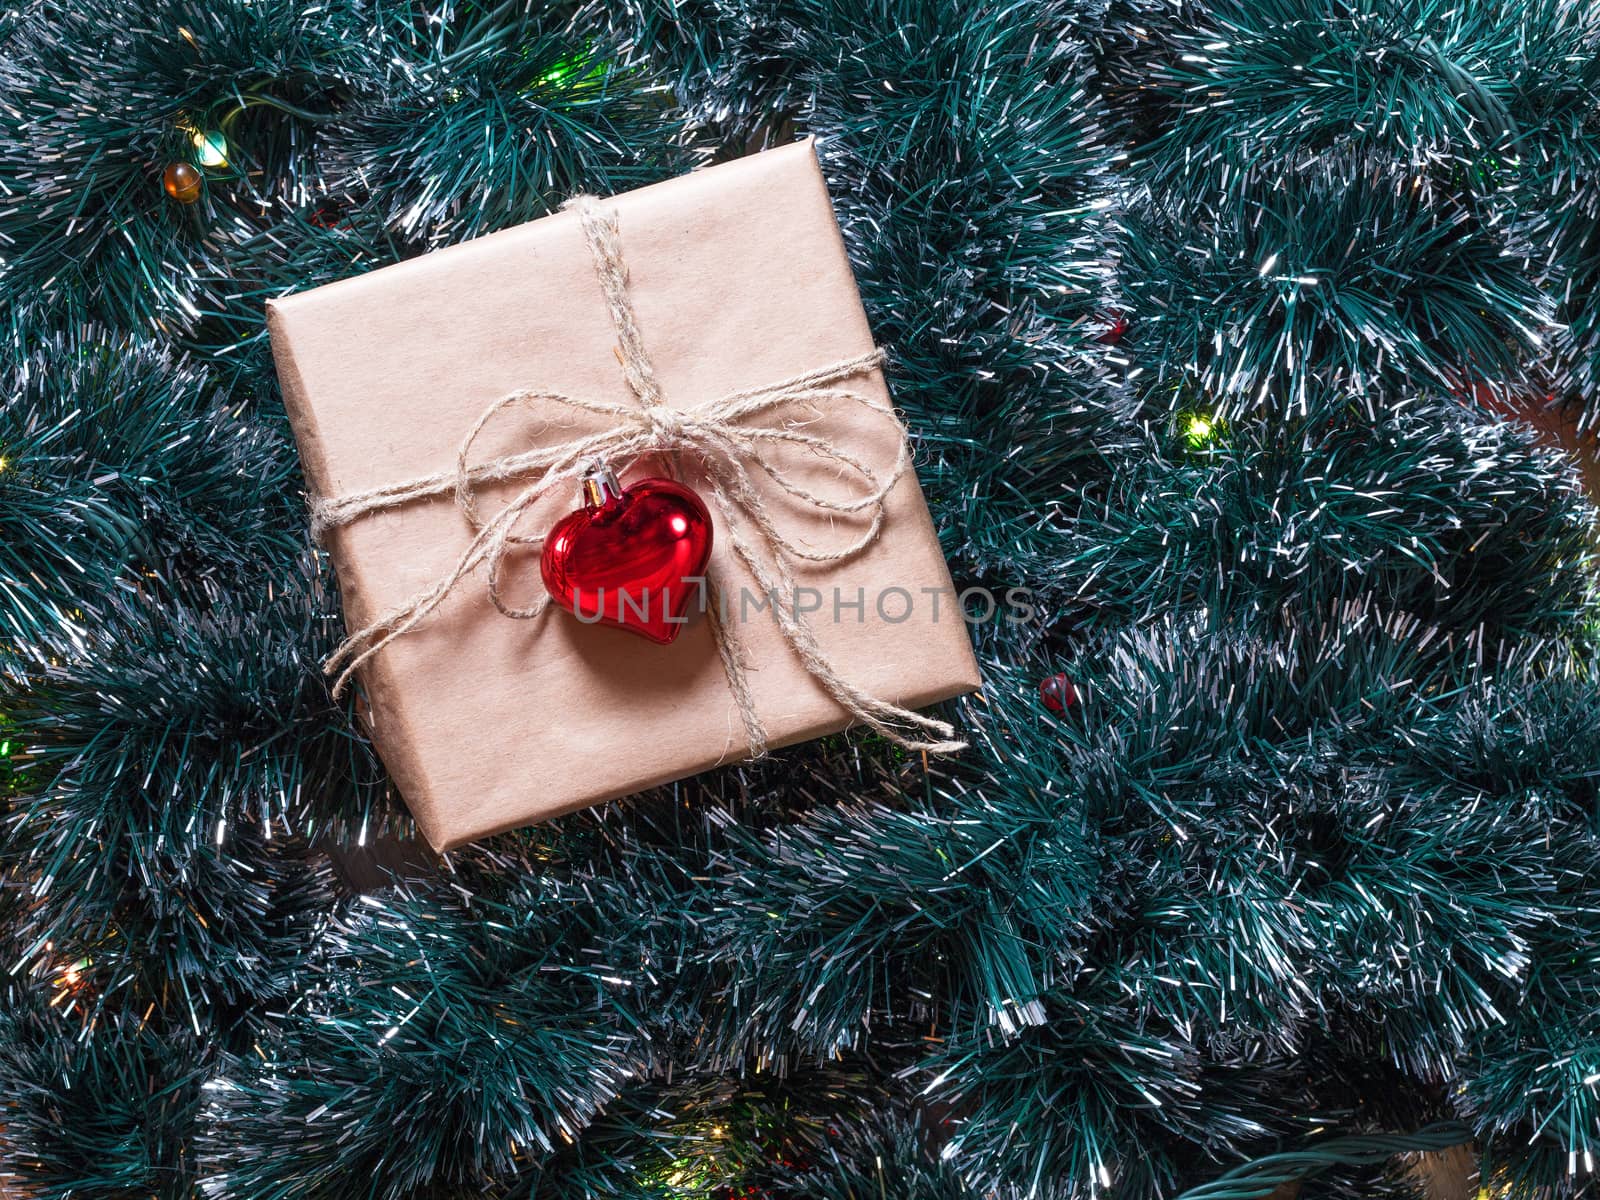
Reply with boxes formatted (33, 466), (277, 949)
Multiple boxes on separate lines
(541, 58), (578, 86)
(191, 128), (228, 168)
(161, 160), (201, 204)
(1180, 410), (1225, 450)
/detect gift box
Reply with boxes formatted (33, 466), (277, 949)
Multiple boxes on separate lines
(267, 139), (982, 851)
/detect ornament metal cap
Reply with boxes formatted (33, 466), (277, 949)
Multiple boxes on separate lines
(580, 458), (623, 508)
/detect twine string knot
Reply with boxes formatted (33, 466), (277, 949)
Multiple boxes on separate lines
(645, 405), (690, 442)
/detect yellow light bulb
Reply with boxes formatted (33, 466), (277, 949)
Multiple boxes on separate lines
(192, 129), (228, 168)
(1183, 414), (1219, 448)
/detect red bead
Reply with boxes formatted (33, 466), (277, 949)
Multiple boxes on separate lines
(541, 475), (713, 644)
(1039, 672), (1077, 715)
(1096, 312), (1128, 345)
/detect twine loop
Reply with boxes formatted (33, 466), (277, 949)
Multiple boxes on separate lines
(313, 196), (966, 756)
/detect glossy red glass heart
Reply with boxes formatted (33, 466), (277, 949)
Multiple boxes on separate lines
(540, 474), (714, 644)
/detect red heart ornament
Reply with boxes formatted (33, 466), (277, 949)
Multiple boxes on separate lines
(540, 469), (714, 644)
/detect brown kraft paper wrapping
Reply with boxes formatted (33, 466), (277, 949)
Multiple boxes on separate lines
(267, 139), (983, 850)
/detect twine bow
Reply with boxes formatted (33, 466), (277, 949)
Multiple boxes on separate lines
(314, 196), (965, 756)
